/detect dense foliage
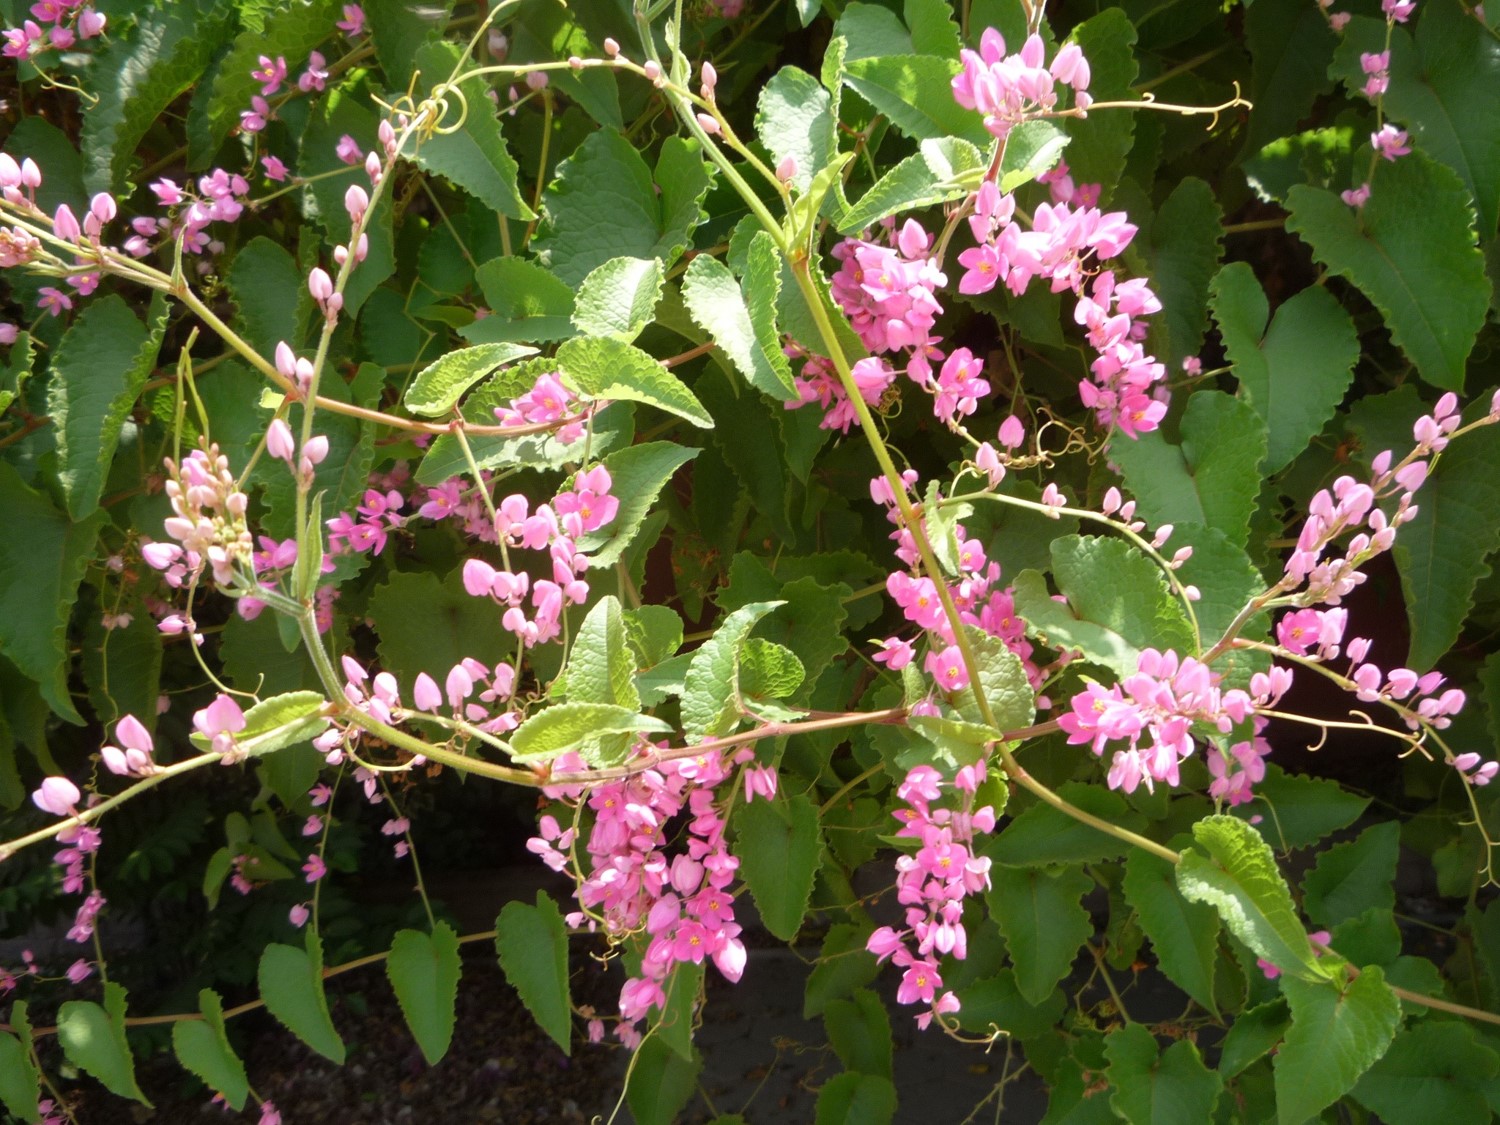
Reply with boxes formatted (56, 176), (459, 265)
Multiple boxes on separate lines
(3, 0), (1500, 1121)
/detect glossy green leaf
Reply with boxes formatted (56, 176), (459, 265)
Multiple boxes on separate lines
(387, 923), (462, 1065)
(1239, 765), (1370, 850)
(47, 293), (160, 520)
(1108, 391), (1267, 552)
(1352, 1020), (1500, 1125)
(576, 441), (700, 567)
(365, 0), (454, 87)
(257, 932), (345, 1063)
(838, 137), (987, 233)
(626, 1036), (699, 1125)
(556, 335), (712, 428)
(841, 55), (991, 144)
(988, 864), (1094, 1005)
(1286, 152), (1487, 391)
(466, 257), (578, 344)
(1123, 850), (1220, 1014)
(1176, 815), (1329, 984)
(681, 600), (784, 740)
(825, 989), (894, 1081)
(1242, 0), (1338, 157)
(1105, 1023), (1222, 1125)
(1012, 535), (1195, 680)
(1146, 177), (1223, 368)
(0, 462), (108, 723)
(1302, 821), (1399, 929)
(954, 969), (1068, 1039)
(509, 702), (671, 765)
(815, 1072), (897, 1125)
(57, 982), (150, 1104)
(1274, 967), (1401, 1125)
(1217, 998), (1289, 1079)
(756, 65), (837, 194)
(171, 989), (249, 1110)
(495, 893), (572, 1054)
(404, 343), (539, 416)
(735, 790), (822, 941)
(1210, 264), (1359, 475)
(571, 257), (665, 342)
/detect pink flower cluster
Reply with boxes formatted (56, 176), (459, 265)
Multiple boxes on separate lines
(142, 442), (254, 590)
(536, 746), (770, 1046)
(867, 763), (998, 1028)
(328, 488), (406, 556)
(494, 371), (587, 443)
(3, 0), (105, 59)
(951, 30), (1093, 140)
(1206, 723), (1271, 806)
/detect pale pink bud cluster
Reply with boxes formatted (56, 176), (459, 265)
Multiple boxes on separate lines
(143, 442), (254, 590)
(100, 714), (158, 777)
(1453, 753), (1499, 787)
(194, 693), (247, 760)
(1359, 51), (1391, 100)
(868, 763), (997, 1029)
(951, 29), (1093, 141)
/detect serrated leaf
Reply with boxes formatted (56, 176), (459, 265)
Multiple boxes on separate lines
(987, 782), (1147, 867)
(1176, 815), (1328, 984)
(997, 120), (1068, 193)
(626, 1036), (700, 1125)
(1105, 1023), (1222, 1125)
(681, 600), (785, 740)
(1218, 998), (1290, 1078)
(1210, 264), (1359, 474)
(736, 790), (822, 941)
(739, 638), (806, 701)
(1148, 177), (1223, 369)
(466, 257), (577, 344)
(0, 1005), (40, 1124)
(576, 441), (699, 567)
(366, 0), (453, 87)
(1240, 765), (1370, 851)
(841, 55), (992, 144)
(228, 237), (312, 361)
(681, 253), (795, 400)
(258, 932), (345, 1063)
(839, 136), (987, 233)
(824, 989), (894, 1081)
(568, 596), (639, 710)
(387, 923), (462, 1065)
(1352, 1020), (1500, 1125)
(368, 568), (516, 683)
(1242, 0), (1338, 158)
(404, 343), (539, 416)
(57, 982), (149, 1104)
(988, 864), (1095, 1006)
(1108, 391), (1267, 551)
(1012, 535), (1195, 679)
(495, 893), (571, 1053)
(1275, 967), (1401, 1125)
(742, 234), (800, 401)
(509, 702), (670, 764)
(0, 462), (107, 723)
(571, 257), (665, 342)
(805, 922), (881, 1018)
(624, 605), (684, 670)
(171, 989), (249, 1110)
(556, 336), (711, 427)
(756, 66), (837, 194)
(816, 1072), (897, 1125)
(1286, 152), (1487, 391)
(534, 131), (710, 288)
(81, 1), (233, 193)
(1123, 850), (1219, 1014)
(1302, 821), (1399, 929)
(47, 293), (160, 520)
(190, 690), (328, 758)
(954, 969), (1067, 1039)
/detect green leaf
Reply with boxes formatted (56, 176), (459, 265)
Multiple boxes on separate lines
(190, 690), (329, 758)
(824, 989), (894, 1081)
(199, 0), (338, 163)
(836, 4), (912, 61)
(0, 1003), (41, 1124)
(1330, 5), (1500, 238)
(171, 989), (249, 1110)
(1176, 815), (1328, 984)
(739, 638), (806, 702)
(57, 982), (149, 1104)
(988, 864), (1095, 1006)
(47, 293), (158, 520)
(1286, 152), (1487, 391)
(998, 120), (1070, 194)
(841, 55), (992, 145)
(1390, 409), (1500, 669)
(680, 600), (784, 740)
(495, 892), (572, 1053)
(0, 462), (107, 723)
(509, 702), (671, 765)
(572, 257), (665, 342)
(626, 1036), (700, 1125)
(1108, 391), (1267, 551)
(5, 118), (85, 217)
(1065, 9), (1138, 195)
(1168, 523), (1270, 667)
(291, 493), (325, 608)
(467, 257), (578, 344)
(743, 233), (801, 401)
(403, 343), (539, 417)
(534, 131), (711, 288)
(735, 790), (822, 941)
(1242, 0), (1338, 157)
(1210, 265), (1360, 475)
(1123, 850), (1220, 1014)
(1239, 764), (1370, 851)
(1218, 998), (1290, 1079)
(556, 336), (712, 428)
(954, 969), (1068, 1039)
(681, 252), (796, 401)
(1352, 1020), (1500, 1125)
(756, 66), (837, 195)
(624, 605), (684, 671)
(839, 136), (987, 233)
(81, 1), (233, 193)
(228, 237), (313, 362)
(1105, 1023), (1222, 1125)
(1274, 967), (1401, 1125)
(366, 0), (453, 88)
(1147, 177), (1223, 369)
(987, 783), (1147, 867)
(576, 441), (700, 567)
(405, 40), (531, 220)
(815, 1072), (897, 1125)
(805, 923), (881, 1018)
(387, 923), (462, 1065)
(1302, 822), (1400, 929)
(567, 596), (640, 710)
(258, 932), (345, 1063)
(1012, 535), (1195, 680)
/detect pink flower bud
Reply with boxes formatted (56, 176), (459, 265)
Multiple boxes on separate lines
(344, 184), (368, 223)
(604, 37), (620, 57)
(695, 112), (721, 135)
(412, 672), (441, 712)
(266, 418), (295, 463)
(775, 155), (798, 183)
(302, 435), (329, 465)
(53, 203), (81, 242)
(308, 267), (334, 302)
(32, 776), (81, 817)
(998, 415), (1025, 449)
(115, 714), (153, 755)
(524, 70), (549, 91)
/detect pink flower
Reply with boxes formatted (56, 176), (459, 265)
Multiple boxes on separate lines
(302, 854), (327, 882)
(335, 133), (363, 165)
(66, 959), (93, 985)
(37, 287), (72, 317)
(336, 3), (365, 37)
(32, 777), (81, 817)
(1371, 124), (1411, 161)
(298, 50), (329, 93)
(288, 904), (310, 928)
(261, 155), (288, 182)
(194, 693), (247, 756)
(251, 55), (287, 96)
